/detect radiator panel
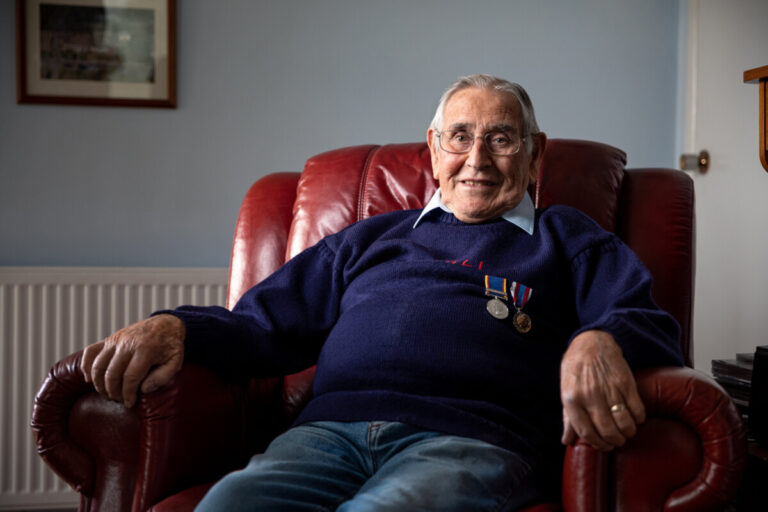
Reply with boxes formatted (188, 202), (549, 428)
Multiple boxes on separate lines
(0, 267), (227, 510)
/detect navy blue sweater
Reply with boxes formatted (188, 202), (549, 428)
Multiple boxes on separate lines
(167, 205), (683, 465)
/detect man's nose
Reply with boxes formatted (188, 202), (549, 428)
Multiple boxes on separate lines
(466, 136), (492, 169)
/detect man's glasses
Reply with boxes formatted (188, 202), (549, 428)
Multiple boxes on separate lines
(436, 130), (525, 156)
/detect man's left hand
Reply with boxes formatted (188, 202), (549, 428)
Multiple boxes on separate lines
(560, 329), (645, 451)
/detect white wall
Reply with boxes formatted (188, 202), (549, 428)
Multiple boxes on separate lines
(684, 0), (768, 371)
(0, 0), (680, 267)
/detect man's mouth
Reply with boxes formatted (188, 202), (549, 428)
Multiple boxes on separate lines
(458, 179), (495, 187)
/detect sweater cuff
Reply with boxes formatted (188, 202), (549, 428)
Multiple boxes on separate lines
(568, 316), (683, 370)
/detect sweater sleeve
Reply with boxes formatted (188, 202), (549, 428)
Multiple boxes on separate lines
(156, 239), (346, 379)
(568, 237), (684, 370)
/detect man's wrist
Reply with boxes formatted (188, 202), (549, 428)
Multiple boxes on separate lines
(150, 313), (186, 341)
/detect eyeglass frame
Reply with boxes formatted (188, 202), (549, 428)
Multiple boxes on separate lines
(435, 130), (528, 156)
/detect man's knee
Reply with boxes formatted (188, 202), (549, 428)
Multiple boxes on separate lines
(196, 469), (261, 512)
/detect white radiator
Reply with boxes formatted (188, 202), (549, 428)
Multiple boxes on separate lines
(0, 267), (228, 511)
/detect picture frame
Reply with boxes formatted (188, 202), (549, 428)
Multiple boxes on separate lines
(15, 0), (176, 108)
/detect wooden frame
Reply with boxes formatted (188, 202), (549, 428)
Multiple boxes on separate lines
(744, 65), (768, 172)
(16, 0), (176, 108)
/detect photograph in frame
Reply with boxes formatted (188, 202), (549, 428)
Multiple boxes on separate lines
(16, 0), (176, 108)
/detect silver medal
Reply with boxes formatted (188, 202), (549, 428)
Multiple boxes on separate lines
(486, 298), (509, 319)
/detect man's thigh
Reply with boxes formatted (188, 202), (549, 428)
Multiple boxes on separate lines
(338, 428), (542, 512)
(195, 421), (544, 512)
(195, 422), (371, 512)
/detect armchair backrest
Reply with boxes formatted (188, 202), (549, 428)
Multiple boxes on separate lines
(228, 139), (695, 374)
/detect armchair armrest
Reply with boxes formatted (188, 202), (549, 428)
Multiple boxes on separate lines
(562, 366), (747, 512)
(31, 350), (283, 512)
(31, 352), (102, 497)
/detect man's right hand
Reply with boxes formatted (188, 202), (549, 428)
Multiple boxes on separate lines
(80, 314), (185, 408)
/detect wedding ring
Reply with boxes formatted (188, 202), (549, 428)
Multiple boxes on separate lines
(610, 403), (626, 413)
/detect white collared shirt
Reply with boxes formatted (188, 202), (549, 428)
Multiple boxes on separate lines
(412, 189), (535, 235)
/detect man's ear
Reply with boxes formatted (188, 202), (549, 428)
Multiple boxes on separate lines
(427, 128), (440, 179)
(527, 132), (547, 183)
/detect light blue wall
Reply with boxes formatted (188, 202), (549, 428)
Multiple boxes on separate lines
(0, 0), (681, 267)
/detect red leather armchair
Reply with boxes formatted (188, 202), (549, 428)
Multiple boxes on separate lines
(32, 139), (747, 511)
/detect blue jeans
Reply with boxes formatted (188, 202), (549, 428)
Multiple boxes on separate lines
(196, 421), (544, 511)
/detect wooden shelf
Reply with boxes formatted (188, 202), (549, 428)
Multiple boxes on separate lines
(744, 66), (768, 172)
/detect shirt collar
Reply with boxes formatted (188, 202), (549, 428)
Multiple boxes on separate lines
(412, 189), (536, 235)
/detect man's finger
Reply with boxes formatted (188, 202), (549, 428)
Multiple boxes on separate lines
(81, 341), (105, 383)
(90, 343), (116, 395)
(561, 412), (577, 445)
(121, 350), (161, 407)
(606, 373), (646, 440)
(624, 386), (646, 426)
(591, 400), (629, 448)
(140, 357), (182, 396)
(586, 398), (627, 449)
(608, 402), (638, 440)
(562, 399), (612, 451)
(103, 347), (135, 402)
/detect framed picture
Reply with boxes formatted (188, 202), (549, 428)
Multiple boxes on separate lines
(15, 0), (176, 108)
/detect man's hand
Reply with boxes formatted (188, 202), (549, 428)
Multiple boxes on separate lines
(80, 314), (185, 408)
(560, 329), (645, 451)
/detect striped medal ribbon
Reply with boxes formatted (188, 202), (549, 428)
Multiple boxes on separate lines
(484, 275), (509, 320)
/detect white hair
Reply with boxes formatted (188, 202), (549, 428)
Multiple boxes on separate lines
(429, 74), (540, 152)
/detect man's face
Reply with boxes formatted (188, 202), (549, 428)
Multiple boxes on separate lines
(427, 87), (545, 223)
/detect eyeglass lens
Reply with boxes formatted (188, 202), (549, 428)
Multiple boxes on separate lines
(440, 131), (520, 155)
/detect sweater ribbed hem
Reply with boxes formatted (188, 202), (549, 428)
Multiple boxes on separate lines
(294, 389), (546, 460)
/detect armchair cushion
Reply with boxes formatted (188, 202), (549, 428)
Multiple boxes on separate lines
(536, 139), (626, 233)
(286, 143), (436, 259)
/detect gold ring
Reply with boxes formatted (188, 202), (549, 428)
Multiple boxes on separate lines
(610, 403), (626, 413)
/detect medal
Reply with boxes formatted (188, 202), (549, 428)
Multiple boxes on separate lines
(484, 275), (509, 320)
(486, 297), (509, 319)
(513, 311), (532, 333)
(510, 281), (533, 333)
(483, 275), (534, 331)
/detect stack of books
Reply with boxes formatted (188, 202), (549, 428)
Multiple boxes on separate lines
(712, 353), (754, 427)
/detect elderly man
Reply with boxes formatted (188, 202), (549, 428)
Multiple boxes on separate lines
(81, 75), (683, 511)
